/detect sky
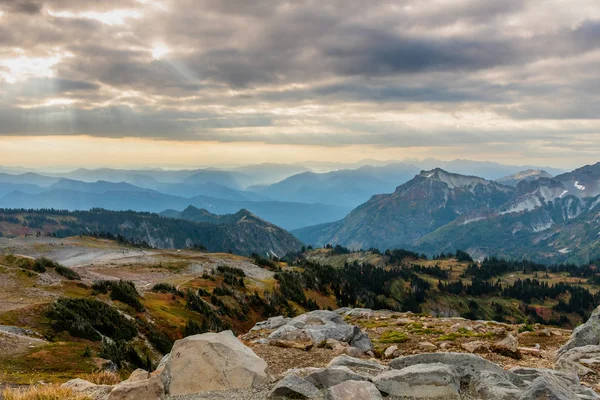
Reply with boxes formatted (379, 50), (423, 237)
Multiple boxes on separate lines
(0, 0), (599, 169)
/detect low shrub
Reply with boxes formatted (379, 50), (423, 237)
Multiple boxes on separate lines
(54, 264), (81, 280)
(109, 280), (144, 311)
(80, 370), (121, 385)
(216, 265), (246, 277)
(48, 297), (138, 341)
(99, 339), (150, 370)
(151, 283), (183, 297)
(148, 328), (174, 354)
(92, 280), (144, 311)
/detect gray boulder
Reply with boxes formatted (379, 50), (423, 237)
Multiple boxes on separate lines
(162, 330), (271, 396)
(510, 367), (579, 386)
(350, 327), (372, 350)
(517, 374), (580, 400)
(327, 355), (388, 375)
(270, 374), (321, 398)
(557, 306), (600, 359)
(268, 325), (314, 350)
(555, 345), (600, 376)
(306, 366), (368, 389)
(343, 308), (374, 319)
(252, 316), (289, 331)
(373, 363), (460, 398)
(389, 352), (519, 384)
(470, 371), (522, 400)
(510, 367), (600, 400)
(327, 380), (383, 400)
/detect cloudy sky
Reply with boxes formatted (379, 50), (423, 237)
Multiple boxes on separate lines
(0, 0), (599, 169)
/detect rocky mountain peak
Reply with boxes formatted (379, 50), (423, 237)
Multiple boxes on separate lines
(415, 168), (506, 192)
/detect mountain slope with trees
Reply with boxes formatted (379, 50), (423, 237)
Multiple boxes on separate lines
(0, 208), (302, 256)
(295, 163), (600, 264)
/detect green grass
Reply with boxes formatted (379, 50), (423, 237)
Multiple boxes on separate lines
(379, 330), (409, 343)
(0, 342), (98, 384)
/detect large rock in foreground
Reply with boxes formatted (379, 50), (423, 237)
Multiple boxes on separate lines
(556, 305), (600, 378)
(557, 306), (600, 359)
(162, 330), (270, 396)
(373, 363), (460, 399)
(389, 352), (515, 382)
(555, 345), (600, 376)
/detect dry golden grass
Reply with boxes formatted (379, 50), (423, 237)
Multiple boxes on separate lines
(80, 370), (121, 385)
(2, 385), (91, 400)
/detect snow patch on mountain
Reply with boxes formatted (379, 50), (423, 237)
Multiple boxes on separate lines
(500, 196), (542, 215)
(461, 216), (486, 225)
(532, 220), (553, 232)
(574, 181), (586, 190)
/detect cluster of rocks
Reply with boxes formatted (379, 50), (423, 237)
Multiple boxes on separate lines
(62, 307), (600, 399)
(271, 351), (599, 400)
(251, 310), (373, 355)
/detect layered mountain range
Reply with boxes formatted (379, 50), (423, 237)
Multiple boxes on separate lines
(294, 163), (600, 264)
(1, 160), (595, 263)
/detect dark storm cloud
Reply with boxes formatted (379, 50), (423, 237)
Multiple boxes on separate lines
(0, 0), (41, 14)
(15, 1), (41, 14)
(0, 0), (599, 152)
(0, 105), (273, 139)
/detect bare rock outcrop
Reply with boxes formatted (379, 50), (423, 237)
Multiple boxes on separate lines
(373, 363), (461, 398)
(264, 310), (373, 352)
(556, 305), (600, 378)
(557, 306), (600, 359)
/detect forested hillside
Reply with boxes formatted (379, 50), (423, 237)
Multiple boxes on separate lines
(0, 208), (302, 256)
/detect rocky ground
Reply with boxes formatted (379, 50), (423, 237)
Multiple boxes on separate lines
(56, 307), (600, 400)
(243, 308), (572, 374)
